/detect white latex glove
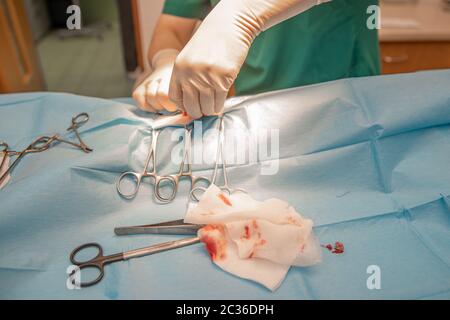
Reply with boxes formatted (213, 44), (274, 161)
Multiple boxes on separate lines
(132, 49), (179, 113)
(169, 0), (330, 119)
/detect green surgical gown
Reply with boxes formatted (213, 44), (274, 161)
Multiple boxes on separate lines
(163, 0), (381, 95)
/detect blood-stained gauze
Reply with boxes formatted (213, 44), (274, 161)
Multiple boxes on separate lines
(186, 184), (322, 291)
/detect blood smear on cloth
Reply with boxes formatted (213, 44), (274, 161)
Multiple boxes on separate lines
(199, 225), (227, 261)
(321, 242), (345, 254)
(217, 193), (232, 206)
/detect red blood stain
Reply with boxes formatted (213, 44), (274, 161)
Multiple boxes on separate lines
(199, 225), (227, 261)
(243, 225), (251, 239)
(321, 242), (345, 254)
(240, 221), (267, 259)
(201, 224), (221, 232)
(333, 241), (345, 254)
(202, 234), (218, 260)
(218, 193), (232, 206)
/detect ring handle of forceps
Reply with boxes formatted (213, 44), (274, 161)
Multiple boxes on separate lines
(156, 175), (210, 203)
(190, 185), (247, 202)
(116, 171), (142, 200)
(116, 172), (178, 203)
(67, 113), (93, 153)
(153, 175), (178, 203)
(69, 113), (90, 130)
(190, 186), (208, 202)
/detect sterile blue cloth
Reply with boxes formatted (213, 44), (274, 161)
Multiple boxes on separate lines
(0, 70), (449, 299)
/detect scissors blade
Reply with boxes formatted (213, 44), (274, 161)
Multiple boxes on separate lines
(114, 220), (203, 236)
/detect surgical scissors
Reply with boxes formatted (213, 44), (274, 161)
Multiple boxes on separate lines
(154, 126), (210, 202)
(70, 237), (200, 287)
(70, 220), (202, 287)
(116, 129), (177, 202)
(191, 115), (247, 201)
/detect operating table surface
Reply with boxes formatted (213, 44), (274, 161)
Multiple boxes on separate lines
(0, 70), (449, 299)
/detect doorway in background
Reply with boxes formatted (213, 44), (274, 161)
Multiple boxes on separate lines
(0, 0), (45, 92)
(24, 0), (138, 98)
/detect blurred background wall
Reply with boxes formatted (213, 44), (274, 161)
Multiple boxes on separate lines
(136, 0), (164, 69)
(79, 0), (119, 24)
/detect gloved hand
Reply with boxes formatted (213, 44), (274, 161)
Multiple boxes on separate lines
(169, 0), (330, 119)
(132, 48), (179, 113)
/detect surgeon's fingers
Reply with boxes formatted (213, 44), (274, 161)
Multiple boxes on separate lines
(182, 84), (202, 119)
(199, 88), (215, 116)
(146, 81), (164, 111)
(132, 83), (157, 113)
(168, 78), (185, 112)
(214, 90), (228, 115)
(157, 78), (178, 113)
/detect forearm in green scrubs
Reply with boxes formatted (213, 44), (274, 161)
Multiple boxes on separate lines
(163, 0), (380, 96)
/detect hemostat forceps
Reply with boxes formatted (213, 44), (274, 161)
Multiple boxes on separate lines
(65, 113), (93, 153)
(191, 115), (247, 201)
(116, 112), (211, 203)
(0, 113), (92, 185)
(0, 137), (53, 184)
(116, 129), (176, 202)
(154, 126), (210, 203)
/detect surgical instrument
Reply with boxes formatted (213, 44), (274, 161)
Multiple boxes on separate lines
(66, 113), (93, 153)
(191, 115), (247, 201)
(154, 126), (210, 202)
(116, 129), (177, 202)
(116, 111), (210, 202)
(0, 113), (93, 185)
(70, 220), (203, 287)
(0, 137), (53, 184)
(114, 219), (203, 236)
(70, 237), (200, 287)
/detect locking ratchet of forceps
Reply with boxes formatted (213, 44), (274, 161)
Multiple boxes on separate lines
(70, 220), (203, 287)
(0, 113), (93, 185)
(191, 115), (247, 201)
